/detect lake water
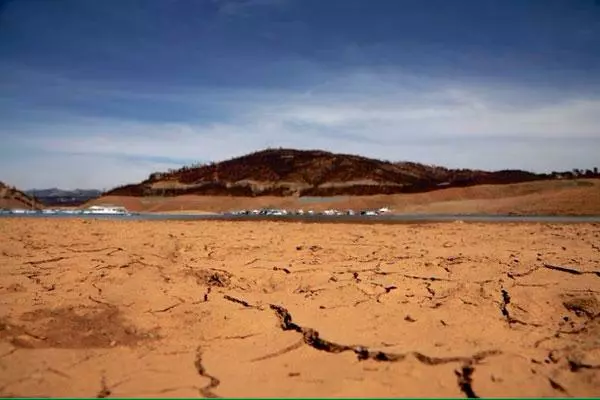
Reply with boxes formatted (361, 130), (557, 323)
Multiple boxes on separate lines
(1, 213), (599, 224)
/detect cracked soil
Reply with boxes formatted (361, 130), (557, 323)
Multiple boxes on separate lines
(1, 219), (599, 397)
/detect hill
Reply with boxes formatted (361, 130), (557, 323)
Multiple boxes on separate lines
(26, 188), (102, 207)
(0, 181), (44, 210)
(104, 148), (552, 198)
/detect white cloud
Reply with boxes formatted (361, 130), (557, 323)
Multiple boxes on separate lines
(2, 71), (600, 188)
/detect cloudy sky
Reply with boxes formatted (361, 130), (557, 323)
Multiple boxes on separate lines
(1, 0), (599, 189)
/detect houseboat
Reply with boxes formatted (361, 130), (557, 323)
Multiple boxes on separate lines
(10, 208), (38, 215)
(82, 205), (130, 215)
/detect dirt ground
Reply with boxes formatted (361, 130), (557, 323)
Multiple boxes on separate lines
(1, 218), (599, 397)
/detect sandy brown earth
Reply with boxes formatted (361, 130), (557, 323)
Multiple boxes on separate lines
(88, 179), (600, 215)
(1, 218), (600, 397)
(0, 183), (42, 211)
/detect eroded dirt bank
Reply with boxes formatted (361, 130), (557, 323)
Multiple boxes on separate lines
(88, 179), (600, 215)
(1, 219), (599, 397)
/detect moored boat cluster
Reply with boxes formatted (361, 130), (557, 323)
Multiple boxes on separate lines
(1, 205), (393, 217)
(0, 204), (132, 216)
(224, 207), (392, 217)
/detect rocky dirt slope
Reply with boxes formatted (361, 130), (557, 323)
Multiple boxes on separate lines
(0, 181), (43, 210)
(91, 179), (600, 215)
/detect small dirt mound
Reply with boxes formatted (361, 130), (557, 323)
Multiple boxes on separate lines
(188, 268), (233, 287)
(562, 294), (600, 319)
(1, 305), (157, 349)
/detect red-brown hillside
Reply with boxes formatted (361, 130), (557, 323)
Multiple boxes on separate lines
(104, 148), (555, 197)
(162, 149), (424, 186)
(0, 181), (44, 210)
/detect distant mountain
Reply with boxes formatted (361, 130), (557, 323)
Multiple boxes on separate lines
(26, 188), (102, 207)
(0, 181), (44, 210)
(103, 148), (560, 198)
(26, 188), (102, 198)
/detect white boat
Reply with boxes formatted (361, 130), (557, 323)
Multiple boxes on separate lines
(10, 209), (37, 214)
(82, 205), (129, 215)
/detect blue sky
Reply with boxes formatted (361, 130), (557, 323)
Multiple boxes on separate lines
(1, 0), (599, 189)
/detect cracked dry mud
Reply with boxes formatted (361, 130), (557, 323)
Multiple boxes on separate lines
(1, 219), (599, 397)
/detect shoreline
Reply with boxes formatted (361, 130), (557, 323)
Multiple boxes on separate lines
(2, 212), (600, 224)
(80, 179), (600, 216)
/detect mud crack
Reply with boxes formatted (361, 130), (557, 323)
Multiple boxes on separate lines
(499, 289), (528, 326)
(96, 375), (111, 398)
(203, 287), (211, 302)
(455, 362), (478, 398)
(224, 295), (263, 310)
(507, 266), (540, 279)
(569, 360), (600, 372)
(68, 246), (123, 255)
(424, 283), (436, 299)
(500, 289), (511, 320)
(543, 264), (600, 277)
(251, 340), (304, 362)
(25, 256), (67, 266)
(548, 378), (568, 394)
(376, 285), (398, 303)
(268, 304), (500, 365)
(508, 264), (600, 280)
(148, 300), (184, 313)
(399, 274), (452, 282)
(194, 347), (220, 398)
